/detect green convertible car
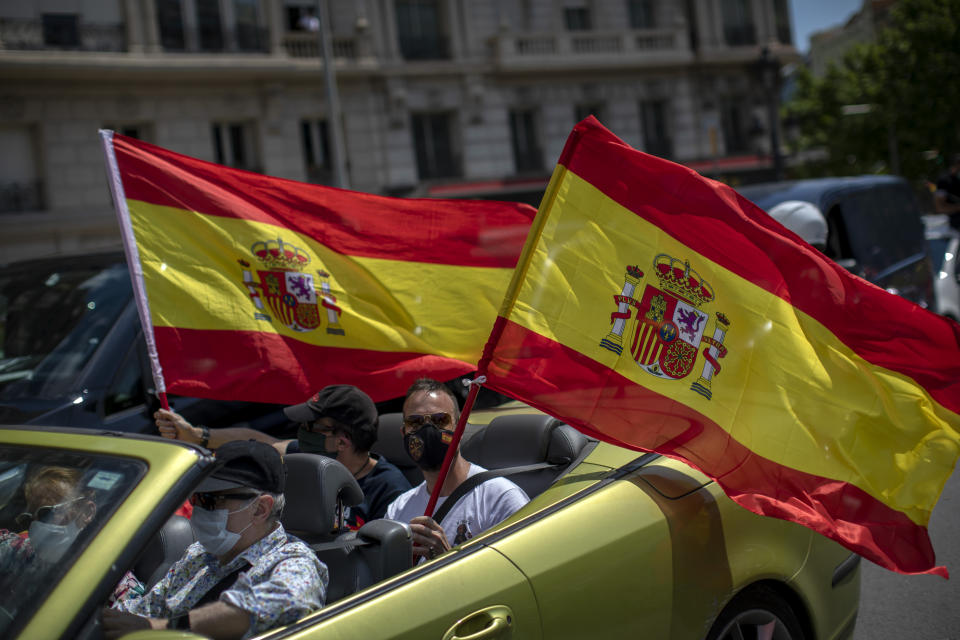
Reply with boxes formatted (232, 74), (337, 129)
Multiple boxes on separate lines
(0, 403), (859, 639)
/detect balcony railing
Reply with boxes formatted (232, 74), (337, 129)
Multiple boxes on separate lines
(494, 27), (689, 67)
(0, 18), (125, 52)
(282, 32), (360, 60)
(0, 181), (44, 214)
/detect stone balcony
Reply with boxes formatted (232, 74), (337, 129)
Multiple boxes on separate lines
(491, 27), (693, 70)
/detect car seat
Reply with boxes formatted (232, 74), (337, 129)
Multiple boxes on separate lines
(281, 453), (412, 603)
(459, 413), (594, 499)
(133, 514), (196, 590)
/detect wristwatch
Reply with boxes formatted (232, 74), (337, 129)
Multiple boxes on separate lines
(199, 425), (210, 448)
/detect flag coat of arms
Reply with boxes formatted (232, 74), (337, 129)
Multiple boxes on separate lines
(100, 131), (535, 404)
(478, 117), (960, 577)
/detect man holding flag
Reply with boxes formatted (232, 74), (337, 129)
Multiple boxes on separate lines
(385, 378), (528, 561)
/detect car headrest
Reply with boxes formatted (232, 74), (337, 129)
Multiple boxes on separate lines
(372, 413), (410, 466)
(462, 413), (588, 469)
(282, 454), (364, 539)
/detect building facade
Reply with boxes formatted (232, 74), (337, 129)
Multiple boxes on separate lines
(808, 0), (897, 77)
(0, 0), (798, 262)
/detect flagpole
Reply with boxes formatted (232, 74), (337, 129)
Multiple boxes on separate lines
(422, 155), (575, 518)
(423, 375), (486, 518)
(99, 129), (170, 413)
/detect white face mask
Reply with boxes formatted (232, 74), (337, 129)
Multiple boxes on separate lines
(29, 520), (80, 564)
(191, 498), (256, 557)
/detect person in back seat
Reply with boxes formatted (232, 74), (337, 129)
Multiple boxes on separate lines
(102, 441), (325, 639)
(156, 385), (411, 528)
(385, 378), (529, 562)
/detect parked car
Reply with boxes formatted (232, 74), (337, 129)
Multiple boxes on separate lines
(922, 215), (960, 320)
(737, 176), (935, 308)
(0, 251), (498, 433)
(0, 403), (860, 639)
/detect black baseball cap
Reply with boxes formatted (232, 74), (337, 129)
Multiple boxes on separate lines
(283, 385), (377, 433)
(196, 440), (285, 493)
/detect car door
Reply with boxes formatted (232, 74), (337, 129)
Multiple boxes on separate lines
(281, 545), (541, 640)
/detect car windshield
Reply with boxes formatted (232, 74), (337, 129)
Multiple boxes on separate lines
(0, 444), (144, 637)
(0, 257), (132, 401)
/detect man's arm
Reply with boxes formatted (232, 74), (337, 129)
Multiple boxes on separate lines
(934, 191), (960, 215)
(155, 409), (291, 452)
(102, 601), (251, 640)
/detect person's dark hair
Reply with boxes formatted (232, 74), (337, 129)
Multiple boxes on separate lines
(336, 416), (378, 453)
(405, 378), (461, 420)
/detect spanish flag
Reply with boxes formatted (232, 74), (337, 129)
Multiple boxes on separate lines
(100, 131), (535, 404)
(478, 117), (960, 576)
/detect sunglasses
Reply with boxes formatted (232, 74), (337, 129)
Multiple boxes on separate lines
(190, 492), (260, 511)
(403, 412), (453, 429)
(16, 496), (83, 529)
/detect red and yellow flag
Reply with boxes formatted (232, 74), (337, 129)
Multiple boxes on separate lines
(478, 117), (960, 576)
(100, 131), (535, 404)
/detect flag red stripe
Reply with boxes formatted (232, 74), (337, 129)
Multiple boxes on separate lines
(112, 134), (535, 269)
(155, 327), (476, 404)
(482, 317), (945, 577)
(557, 121), (960, 414)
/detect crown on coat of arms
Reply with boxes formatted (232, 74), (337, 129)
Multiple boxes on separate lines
(251, 238), (310, 271)
(653, 254), (714, 307)
(627, 265), (644, 279)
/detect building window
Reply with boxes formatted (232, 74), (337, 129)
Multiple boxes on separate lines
(212, 122), (260, 171)
(42, 13), (80, 48)
(396, 0), (448, 60)
(510, 109), (543, 174)
(300, 120), (331, 184)
(574, 103), (604, 124)
(720, 98), (751, 154)
(627, 0), (656, 29)
(721, 0), (756, 46)
(103, 123), (155, 143)
(773, 0), (792, 45)
(196, 0), (224, 51)
(564, 7), (592, 31)
(234, 0), (263, 51)
(411, 112), (460, 180)
(640, 100), (672, 158)
(0, 126), (43, 213)
(157, 0), (186, 50)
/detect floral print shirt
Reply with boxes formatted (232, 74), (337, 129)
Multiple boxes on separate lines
(117, 524), (326, 638)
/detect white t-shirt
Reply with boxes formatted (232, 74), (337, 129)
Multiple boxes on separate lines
(385, 464), (530, 545)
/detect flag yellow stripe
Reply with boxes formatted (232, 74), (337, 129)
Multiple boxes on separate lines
(129, 200), (511, 362)
(506, 171), (960, 524)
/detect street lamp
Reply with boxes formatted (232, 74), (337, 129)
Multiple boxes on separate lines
(311, 0), (349, 189)
(758, 46), (784, 181)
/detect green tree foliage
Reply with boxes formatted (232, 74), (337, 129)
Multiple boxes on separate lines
(784, 0), (960, 183)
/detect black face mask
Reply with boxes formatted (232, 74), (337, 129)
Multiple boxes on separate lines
(404, 424), (452, 471)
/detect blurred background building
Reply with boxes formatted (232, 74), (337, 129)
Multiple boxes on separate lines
(0, 0), (798, 262)
(808, 0), (896, 77)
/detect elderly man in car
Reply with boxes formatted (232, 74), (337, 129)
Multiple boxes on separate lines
(102, 441), (326, 639)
